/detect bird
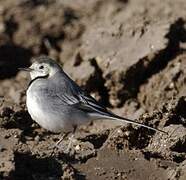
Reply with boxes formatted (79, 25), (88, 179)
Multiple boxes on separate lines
(20, 56), (165, 147)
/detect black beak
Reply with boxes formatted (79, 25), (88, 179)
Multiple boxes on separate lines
(18, 67), (33, 72)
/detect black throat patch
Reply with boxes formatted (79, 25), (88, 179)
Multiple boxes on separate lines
(28, 74), (49, 89)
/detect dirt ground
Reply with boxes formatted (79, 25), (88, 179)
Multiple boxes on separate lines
(0, 0), (186, 179)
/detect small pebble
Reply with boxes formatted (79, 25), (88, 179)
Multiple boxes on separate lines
(75, 144), (81, 151)
(34, 135), (40, 143)
(117, 129), (122, 134)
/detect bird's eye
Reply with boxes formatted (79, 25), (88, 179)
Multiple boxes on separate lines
(39, 65), (44, 69)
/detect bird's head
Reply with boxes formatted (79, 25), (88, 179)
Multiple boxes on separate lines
(19, 56), (62, 80)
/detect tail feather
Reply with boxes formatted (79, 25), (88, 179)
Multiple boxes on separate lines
(99, 113), (166, 134)
(75, 99), (166, 134)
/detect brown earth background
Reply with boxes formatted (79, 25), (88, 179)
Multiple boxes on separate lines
(0, 0), (186, 179)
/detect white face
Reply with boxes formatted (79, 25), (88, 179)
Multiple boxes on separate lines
(29, 61), (59, 80)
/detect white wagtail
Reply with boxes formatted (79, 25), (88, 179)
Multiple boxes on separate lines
(20, 56), (165, 146)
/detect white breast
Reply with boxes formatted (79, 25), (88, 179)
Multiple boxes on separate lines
(26, 87), (72, 133)
(26, 90), (47, 128)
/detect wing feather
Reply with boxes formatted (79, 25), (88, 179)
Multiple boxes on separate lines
(50, 71), (111, 116)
